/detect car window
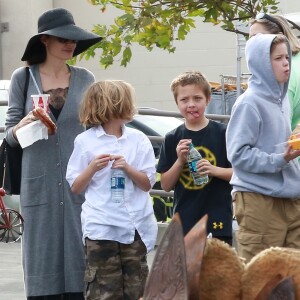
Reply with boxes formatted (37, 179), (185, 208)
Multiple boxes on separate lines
(132, 115), (183, 136)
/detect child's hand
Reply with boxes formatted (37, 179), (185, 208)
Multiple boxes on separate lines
(89, 154), (111, 173)
(110, 155), (127, 170)
(284, 145), (300, 162)
(176, 139), (191, 166)
(197, 159), (211, 176)
(197, 159), (232, 181)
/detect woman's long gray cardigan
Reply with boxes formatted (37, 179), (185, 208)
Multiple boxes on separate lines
(5, 64), (94, 297)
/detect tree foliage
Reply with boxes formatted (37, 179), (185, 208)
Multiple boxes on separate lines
(75, 0), (279, 68)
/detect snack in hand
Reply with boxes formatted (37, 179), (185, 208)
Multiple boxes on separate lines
(33, 107), (57, 135)
(288, 134), (300, 150)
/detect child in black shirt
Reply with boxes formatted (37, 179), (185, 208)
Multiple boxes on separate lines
(157, 71), (233, 244)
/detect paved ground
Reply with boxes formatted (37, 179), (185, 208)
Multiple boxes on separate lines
(0, 240), (157, 300)
(0, 241), (25, 300)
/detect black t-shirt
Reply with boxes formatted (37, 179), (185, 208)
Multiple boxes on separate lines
(157, 121), (232, 237)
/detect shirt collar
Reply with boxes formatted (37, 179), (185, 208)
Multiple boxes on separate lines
(95, 124), (128, 139)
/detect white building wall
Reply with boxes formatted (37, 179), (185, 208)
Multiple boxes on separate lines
(0, 0), (300, 110)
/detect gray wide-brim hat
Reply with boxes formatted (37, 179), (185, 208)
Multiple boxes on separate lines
(21, 7), (102, 61)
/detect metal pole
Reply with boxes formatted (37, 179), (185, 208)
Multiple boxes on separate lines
(236, 33), (242, 98)
(235, 22), (248, 98)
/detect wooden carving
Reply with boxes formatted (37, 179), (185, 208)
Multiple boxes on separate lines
(184, 214), (208, 300)
(254, 274), (284, 300)
(143, 214), (300, 300)
(255, 275), (295, 300)
(198, 237), (244, 300)
(242, 247), (300, 300)
(143, 213), (188, 300)
(269, 277), (295, 300)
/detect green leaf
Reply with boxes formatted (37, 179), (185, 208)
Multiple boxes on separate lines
(178, 25), (188, 40)
(121, 47), (132, 66)
(100, 54), (114, 68)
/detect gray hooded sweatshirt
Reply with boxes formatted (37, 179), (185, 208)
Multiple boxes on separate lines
(226, 33), (300, 198)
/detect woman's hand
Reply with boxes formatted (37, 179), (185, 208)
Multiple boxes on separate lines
(12, 111), (37, 138)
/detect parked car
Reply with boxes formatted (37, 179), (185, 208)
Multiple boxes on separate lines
(0, 80), (20, 211)
(0, 80), (10, 140)
(127, 112), (183, 221)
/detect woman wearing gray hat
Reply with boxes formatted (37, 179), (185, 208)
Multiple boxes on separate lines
(5, 7), (102, 300)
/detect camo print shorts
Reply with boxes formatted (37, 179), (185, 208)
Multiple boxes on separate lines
(84, 233), (148, 300)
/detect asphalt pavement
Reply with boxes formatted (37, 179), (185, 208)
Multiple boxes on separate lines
(0, 239), (157, 300)
(0, 241), (25, 300)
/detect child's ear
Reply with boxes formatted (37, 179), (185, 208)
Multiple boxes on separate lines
(206, 96), (211, 106)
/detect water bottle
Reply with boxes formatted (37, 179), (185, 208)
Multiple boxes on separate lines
(187, 143), (208, 185)
(111, 169), (125, 203)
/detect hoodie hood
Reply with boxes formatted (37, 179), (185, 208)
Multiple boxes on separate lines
(245, 33), (291, 103)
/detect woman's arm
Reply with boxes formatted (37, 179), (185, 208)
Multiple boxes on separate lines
(5, 67), (34, 146)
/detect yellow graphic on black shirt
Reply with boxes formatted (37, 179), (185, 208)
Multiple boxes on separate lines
(179, 145), (216, 190)
(213, 222), (224, 229)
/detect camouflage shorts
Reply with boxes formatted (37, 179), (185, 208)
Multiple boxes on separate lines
(84, 236), (148, 300)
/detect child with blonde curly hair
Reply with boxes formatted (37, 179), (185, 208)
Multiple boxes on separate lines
(66, 80), (157, 300)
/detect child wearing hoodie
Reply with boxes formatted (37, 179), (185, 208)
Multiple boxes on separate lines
(226, 34), (300, 263)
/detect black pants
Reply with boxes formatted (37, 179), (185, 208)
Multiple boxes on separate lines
(27, 292), (84, 300)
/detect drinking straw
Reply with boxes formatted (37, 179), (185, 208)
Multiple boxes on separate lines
(29, 69), (41, 94)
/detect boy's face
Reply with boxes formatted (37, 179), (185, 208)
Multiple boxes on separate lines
(271, 42), (290, 84)
(176, 84), (210, 124)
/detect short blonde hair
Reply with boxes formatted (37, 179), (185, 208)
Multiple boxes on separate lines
(79, 80), (136, 126)
(250, 15), (300, 55)
(170, 71), (211, 103)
